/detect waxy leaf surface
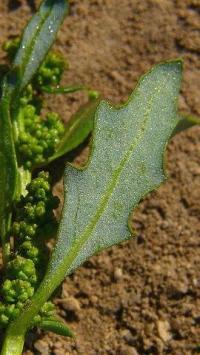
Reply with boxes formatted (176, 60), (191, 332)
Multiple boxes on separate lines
(14, 0), (68, 91)
(46, 61), (182, 279)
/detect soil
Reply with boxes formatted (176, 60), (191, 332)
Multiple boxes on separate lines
(0, 0), (200, 354)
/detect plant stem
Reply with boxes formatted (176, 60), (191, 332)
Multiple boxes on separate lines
(1, 257), (69, 354)
(1, 333), (25, 355)
(1, 213), (11, 266)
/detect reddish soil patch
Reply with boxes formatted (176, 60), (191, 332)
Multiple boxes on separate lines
(0, 1), (200, 354)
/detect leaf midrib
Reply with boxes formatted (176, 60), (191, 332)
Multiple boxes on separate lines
(50, 83), (165, 279)
(16, 7), (52, 81)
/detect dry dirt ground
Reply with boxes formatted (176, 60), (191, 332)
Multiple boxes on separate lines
(0, 0), (200, 354)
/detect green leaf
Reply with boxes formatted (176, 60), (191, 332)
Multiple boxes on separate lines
(38, 319), (74, 337)
(172, 112), (200, 137)
(13, 0), (68, 91)
(47, 60), (182, 278)
(2, 61), (182, 342)
(49, 96), (102, 161)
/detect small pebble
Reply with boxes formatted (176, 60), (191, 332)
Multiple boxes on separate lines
(90, 295), (98, 305)
(121, 329), (135, 346)
(157, 320), (172, 342)
(34, 339), (49, 355)
(113, 267), (123, 281)
(62, 296), (81, 320)
(119, 344), (139, 355)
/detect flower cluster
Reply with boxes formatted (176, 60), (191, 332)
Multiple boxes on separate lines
(0, 172), (58, 328)
(33, 51), (66, 88)
(17, 105), (64, 169)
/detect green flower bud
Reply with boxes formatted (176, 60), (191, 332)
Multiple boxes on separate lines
(2, 279), (34, 303)
(5, 304), (20, 320)
(35, 202), (46, 217)
(35, 188), (46, 200)
(33, 314), (42, 325)
(19, 241), (40, 264)
(40, 301), (56, 318)
(34, 52), (65, 87)
(0, 314), (9, 326)
(24, 203), (35, 220)
(2, 37), (20, 60)
(7, 256), (37, 285)
(12, 222), (20, 236)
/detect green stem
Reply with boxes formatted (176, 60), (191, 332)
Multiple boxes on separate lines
(1, 213), (12, 266)
(1, 333), (25, 355)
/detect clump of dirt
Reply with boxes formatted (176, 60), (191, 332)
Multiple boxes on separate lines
(0, 1), (200, 354)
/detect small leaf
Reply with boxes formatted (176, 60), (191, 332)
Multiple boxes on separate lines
(172, 112), (200, 136)
(14, 0), (68, 91)
(38, 318), (74, 337)
(51, 96), (102, 161)
(46, 60), (182, 279)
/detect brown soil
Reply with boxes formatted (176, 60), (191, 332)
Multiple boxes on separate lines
(0, 0), (200, 354)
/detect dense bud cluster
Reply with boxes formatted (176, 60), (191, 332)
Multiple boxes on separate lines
(2, 279), (34, 303)
(19, 84), (34, 107)
(17, 105), (64, 169)
(12, 171), (59, 242)
(7, 256), (37, 284)
(0, 303), (21, 326)
(33, 301), (56, 325)
(0, 172), (59, 328)
(2, 37), (20, 60)
(34, 52), (65, 87)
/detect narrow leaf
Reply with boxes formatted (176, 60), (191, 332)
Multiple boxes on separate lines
(38, 319), (74, 337)
(172, 112), (200, 137)
(14, 0), (68, 91)
(51, 96), (102, 161)
(46, 60), (182, 278)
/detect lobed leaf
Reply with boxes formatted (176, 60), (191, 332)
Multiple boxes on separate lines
(47, 60), (182, 278)
(14, 0), (68, 91)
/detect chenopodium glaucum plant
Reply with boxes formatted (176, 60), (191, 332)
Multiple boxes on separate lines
(0, 0), (199, 354)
